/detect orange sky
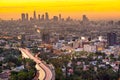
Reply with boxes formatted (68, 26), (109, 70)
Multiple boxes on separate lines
(0, 0), (120, 20)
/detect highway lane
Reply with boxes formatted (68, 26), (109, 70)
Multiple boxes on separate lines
(35, 64), (45, 80)
(19, 48), (53, 80)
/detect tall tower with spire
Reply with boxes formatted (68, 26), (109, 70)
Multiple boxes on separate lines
(45, 12), (49, 21)
(33, 11), (37, 20)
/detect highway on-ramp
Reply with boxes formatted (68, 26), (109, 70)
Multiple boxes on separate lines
(19, 48), (54, 80)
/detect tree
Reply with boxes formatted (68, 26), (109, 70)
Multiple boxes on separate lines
(0, 68), (2, 73)
(10, 74), (18, 80)
(17, 71), (28, 80)
(24, 58), (36, 70)
(0, 48), (3, 53)
(28, 69), (35, 79)
(55, 67), (65, 80)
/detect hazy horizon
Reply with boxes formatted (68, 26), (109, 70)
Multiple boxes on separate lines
(0, 0), (120, 20)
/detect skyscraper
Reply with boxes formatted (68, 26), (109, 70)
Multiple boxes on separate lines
(45, 12), (49, 20)
(41, 14), (44, 21)
(26, 13), (29, 21)
(53, 16), (58, 21)
(38, 14), (40, 21)
(33, 11), (36, 20)
(82, 15), (89, 23)
(42, 33), (50, 43)
(59, 14), (61, 21)
(21, 13), (26, 21)
(107, 33), (117, 46)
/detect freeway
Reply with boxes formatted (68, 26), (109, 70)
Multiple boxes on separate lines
(19, 48), (53, 80)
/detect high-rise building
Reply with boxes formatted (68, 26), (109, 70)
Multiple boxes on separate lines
(45, 12), (49, 20)
(59, 14), (61, 21)
(30, 17), (33, 21)
(38, 14), (40, 21)
(107, 33), (117, 46)
(66, 16), (71, 21)
(82, 15), (89, 23)
(33, 11), (36, 20)
(41, 14), (44, 21)
(26, 13), (29, 21)
(53, 16), (58, 21)
(42, 33), (50, 43)
(21, 13), (26, 21)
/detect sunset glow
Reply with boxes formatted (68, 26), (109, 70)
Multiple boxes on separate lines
(0, 0), (120, 20)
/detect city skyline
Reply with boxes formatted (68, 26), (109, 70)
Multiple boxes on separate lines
(0, 11), (120, 21)
(0, 0), (120, 20)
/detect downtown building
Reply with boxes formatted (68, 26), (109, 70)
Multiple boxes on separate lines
(107, 33), (117, 46)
